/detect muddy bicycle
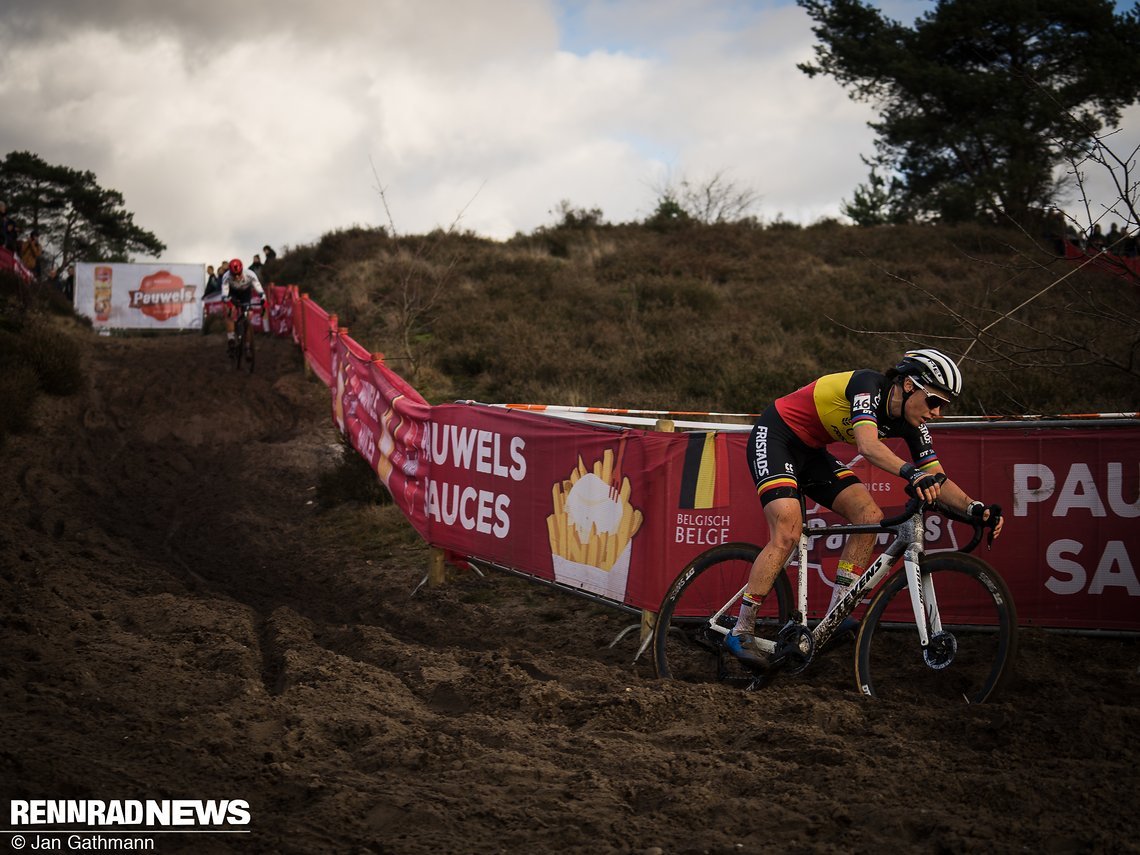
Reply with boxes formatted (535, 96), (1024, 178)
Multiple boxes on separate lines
(652, 480), (1017, 704)
(228, 299), (263, 374)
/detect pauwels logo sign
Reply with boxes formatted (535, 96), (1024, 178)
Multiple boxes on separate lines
(128, 270), (197, 322)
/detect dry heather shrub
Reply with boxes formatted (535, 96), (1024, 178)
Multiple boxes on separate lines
(285, 221), (1139, 414)
(16, 321), (84, 395)
(0, 363), (39, 440)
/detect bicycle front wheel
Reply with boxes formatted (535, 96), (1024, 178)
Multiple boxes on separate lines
(854, 552), (1018, 704)
(653, 543), (792, 684)
(244, 324), (255, 374)
(233, 319), (246, 371)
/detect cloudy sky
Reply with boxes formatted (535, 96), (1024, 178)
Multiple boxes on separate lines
(1, 0), (1137, 265)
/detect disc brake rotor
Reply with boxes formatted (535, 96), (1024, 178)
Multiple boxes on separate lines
(923, 631), (958, 670)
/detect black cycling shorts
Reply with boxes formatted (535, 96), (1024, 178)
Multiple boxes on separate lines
(747, 404), (860, 509)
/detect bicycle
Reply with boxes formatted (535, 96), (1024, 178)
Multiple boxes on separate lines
(652, 479), (1017, 704)
(228, 299), (262, 373)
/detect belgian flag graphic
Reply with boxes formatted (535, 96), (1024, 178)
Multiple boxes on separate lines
(678, 432), (731, 509)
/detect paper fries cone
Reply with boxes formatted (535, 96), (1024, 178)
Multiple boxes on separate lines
(549, 449), (640, 600)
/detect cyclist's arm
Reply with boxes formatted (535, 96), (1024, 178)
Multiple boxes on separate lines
(248, 270), (266, 298)
(220, 272), (231, 300)
(851, 421), (942, 503)
(853, 423), (1003, 538)
(851, 421), (912, 479)
(926, 469), (1004, 538)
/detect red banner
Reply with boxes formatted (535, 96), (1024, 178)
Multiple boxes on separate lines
(331, 335), (432, 526)
(1062, 239), (1140, 280)
(414, 407), (1139, 631)
(298, 296), (336, 386)
(276, 286), (1138, 632)
(966, 425), (1139, 630)
(0, 246), (34, 282)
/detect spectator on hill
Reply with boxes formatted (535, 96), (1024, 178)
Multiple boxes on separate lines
(216, 259), (231, 297)
(262, 244), (277, 264)
(48, 264), (73, 301)
(62, 263), (75, 301)
(0, 202), (11, 249)
(249, 253), (263, 280)
(1106, 222), (1123, 252)
(204, 264), (221, 298)
(20, 229), (43, 279)
(1065, 222), (1083, 251)
(1121, 230), (1138, 258)
(1087, 223), (1106, 252)
(1044, 207), (1067, 255)
(4, 219), (18, 253)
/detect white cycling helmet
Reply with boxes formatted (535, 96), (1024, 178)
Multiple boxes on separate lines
(895, 348), (963, 399)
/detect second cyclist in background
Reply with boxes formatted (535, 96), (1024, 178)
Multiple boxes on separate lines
(220, 258), (266, 355)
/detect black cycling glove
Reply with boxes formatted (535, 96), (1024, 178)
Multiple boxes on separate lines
(899, 462), (940, 494)
(967, 501), (1003, 528)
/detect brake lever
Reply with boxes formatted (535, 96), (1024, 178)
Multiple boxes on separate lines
(985, 503), (1002, 549)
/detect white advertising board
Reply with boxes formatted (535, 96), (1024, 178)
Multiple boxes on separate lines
(75, 263), (206, 330)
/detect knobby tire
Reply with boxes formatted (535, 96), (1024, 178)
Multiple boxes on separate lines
(853, 552), (1018, 704)
(244, 319), (255, 374)
(653, 543), (793, 684)
(233, 315), (254, 373)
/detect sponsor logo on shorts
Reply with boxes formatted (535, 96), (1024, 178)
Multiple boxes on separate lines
(751, 426), (769, 478)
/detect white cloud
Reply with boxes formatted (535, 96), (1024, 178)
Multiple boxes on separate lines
(0, 1), (881, 263)
(7, 0), (1130, 266)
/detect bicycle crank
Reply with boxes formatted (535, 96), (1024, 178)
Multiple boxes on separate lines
(775, 623), (815, 675)
(923, 631), (958, 669)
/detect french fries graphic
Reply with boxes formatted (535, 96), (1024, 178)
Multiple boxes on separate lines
(548, 449), (642, 571)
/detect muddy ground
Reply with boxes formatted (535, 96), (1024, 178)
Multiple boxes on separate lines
(1, 331), (1137, 854)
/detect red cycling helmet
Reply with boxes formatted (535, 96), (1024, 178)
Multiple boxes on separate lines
(228, 258), (243, 277)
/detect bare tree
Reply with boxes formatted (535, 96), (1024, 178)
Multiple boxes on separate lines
(369, 160), (483, 377)
(830, 122), (1140, 414)
(651, 169), (761, 225)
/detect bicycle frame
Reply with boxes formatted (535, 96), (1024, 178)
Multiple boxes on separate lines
(232, 299), (263, 326)
(229, 299), (263, 372)
(652, 489), (1014, 700)
(706, 500), (933, 663)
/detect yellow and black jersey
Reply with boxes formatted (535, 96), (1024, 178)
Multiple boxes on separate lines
(773, 369), (938, 469)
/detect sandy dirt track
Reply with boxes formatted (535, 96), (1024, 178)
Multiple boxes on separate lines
(1, 331), (1138, 854)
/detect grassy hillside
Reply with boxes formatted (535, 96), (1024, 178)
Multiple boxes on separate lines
(0, 272), (86, 445)
(270, 220), (1138, 417)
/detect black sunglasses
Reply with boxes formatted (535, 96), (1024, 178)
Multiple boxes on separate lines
(911, 378), (951, 411)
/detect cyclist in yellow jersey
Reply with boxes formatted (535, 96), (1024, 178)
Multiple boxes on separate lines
(726, 348), (1005, 669)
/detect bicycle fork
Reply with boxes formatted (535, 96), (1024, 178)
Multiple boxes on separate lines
(899, 514), (943, 651)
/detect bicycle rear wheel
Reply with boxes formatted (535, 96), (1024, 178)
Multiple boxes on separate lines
(854, 552), (1018, 704)
(653, 543), (792, 684)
